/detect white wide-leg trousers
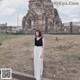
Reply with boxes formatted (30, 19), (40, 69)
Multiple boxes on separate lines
(34, 46), (43, 80)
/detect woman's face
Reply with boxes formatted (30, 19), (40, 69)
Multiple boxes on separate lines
(36, 31), (39, 37)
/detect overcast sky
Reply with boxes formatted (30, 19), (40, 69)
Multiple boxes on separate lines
(0, 0), (80, 26)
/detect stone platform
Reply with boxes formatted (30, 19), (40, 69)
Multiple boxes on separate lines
(0, 70), (51, 80)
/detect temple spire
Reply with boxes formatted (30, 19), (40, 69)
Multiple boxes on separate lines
(43, 0), (51, 2)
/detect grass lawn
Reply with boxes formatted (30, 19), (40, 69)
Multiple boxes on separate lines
(0, 33), (22, 42)
(0, 34), (80, 80)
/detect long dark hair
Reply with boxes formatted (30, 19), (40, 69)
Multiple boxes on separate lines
(35, 29), (43, 38)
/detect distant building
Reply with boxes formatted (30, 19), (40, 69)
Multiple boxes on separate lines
(0, 23), (22, 33)
(0, 23), (7, 33)
(63, 22), (80, 33)
(6, 26), (22, 33)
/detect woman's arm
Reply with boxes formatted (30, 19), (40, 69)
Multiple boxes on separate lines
(42, 38), (45, 50)
(32, 38), (35, 58)
(40, 37), (45, 58)
(33, 38), (35, 46)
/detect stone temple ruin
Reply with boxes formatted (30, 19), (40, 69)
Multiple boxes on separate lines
(22, 0), (63, 33)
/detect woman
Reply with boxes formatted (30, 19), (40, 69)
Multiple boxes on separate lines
(33, 29), (44, 80)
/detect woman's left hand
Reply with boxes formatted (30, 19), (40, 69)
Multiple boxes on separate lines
(40, 55), (43, 58)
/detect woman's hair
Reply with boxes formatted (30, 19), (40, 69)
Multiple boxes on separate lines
(35, 29), (43, 37)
